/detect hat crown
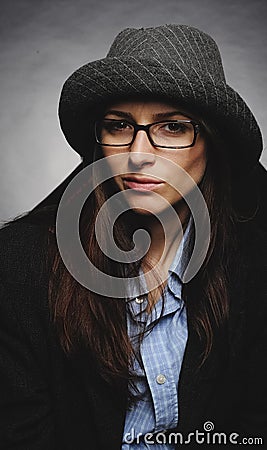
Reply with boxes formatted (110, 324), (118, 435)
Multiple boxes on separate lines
(59, 23), (262, 168)
(107, 24), (226, 83)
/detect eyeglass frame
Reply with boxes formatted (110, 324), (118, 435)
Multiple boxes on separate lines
(94, 118), (201, 149)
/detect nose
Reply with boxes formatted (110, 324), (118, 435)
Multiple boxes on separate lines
(128, 129), (156, 168)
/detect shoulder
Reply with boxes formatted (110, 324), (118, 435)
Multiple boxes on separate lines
(0, 210), (54, 286)
(0, 211), (55, 340)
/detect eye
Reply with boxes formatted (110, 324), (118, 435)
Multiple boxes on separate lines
(161, 121), (190, 134)
(103, 120), (132, 133)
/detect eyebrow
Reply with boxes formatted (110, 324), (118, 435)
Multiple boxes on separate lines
(104, 109), (188, 120)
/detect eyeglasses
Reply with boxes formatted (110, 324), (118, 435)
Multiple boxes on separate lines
(94, 118), (201, 149)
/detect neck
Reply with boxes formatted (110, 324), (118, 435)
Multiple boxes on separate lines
(130, 199), (190, 269)
(128, 200), (190, 307)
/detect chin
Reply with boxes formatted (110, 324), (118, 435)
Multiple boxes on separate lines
(121, 188), (183, 217)
(131, 207), (157, 216)
(126, 199), (171, 217)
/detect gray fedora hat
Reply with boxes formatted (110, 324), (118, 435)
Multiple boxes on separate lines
(32, 24), (266, 212)
(59, 24), (262, 168)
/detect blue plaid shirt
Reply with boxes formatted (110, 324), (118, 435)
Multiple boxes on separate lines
(122, 219), (193, 449)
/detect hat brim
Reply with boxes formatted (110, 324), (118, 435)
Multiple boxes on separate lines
(59, 56), (262, 172)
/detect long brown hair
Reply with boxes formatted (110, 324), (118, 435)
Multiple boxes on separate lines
(7, 120), (238, 390)
(44, 121), (238, 384)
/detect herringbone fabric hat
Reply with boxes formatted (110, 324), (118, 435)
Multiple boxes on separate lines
(32, 24), (265, 211)
(59, 24), (262, 170)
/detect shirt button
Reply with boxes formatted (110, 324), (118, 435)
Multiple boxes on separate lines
(156, 374), (166, 384)
(135, 297), (144, 304)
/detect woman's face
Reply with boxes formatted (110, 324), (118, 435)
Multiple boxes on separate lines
(99, 99), (207, 216)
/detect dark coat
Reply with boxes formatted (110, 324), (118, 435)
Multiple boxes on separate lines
(0, 213), (267, 450)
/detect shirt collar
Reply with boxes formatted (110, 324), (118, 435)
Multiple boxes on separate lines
(168, 215), (194, 281)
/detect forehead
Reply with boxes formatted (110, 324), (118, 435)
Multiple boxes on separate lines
(103, 98), (194, 120)
(106, 97), (176, 108)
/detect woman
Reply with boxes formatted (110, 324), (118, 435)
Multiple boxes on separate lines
(0, 24), (267, 449)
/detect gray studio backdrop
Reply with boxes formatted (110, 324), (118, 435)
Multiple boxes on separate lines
(1, 0), (267, 221)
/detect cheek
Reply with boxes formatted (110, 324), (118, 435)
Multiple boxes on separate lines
(173, 147), (207, 184)
(188, 156), (207, 184)
(99, 148), (128, 182)
(113, 175), (124, 190)
(162, 148), (207, 204)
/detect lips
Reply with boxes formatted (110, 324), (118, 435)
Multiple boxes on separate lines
(122, 176), (164, 191)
